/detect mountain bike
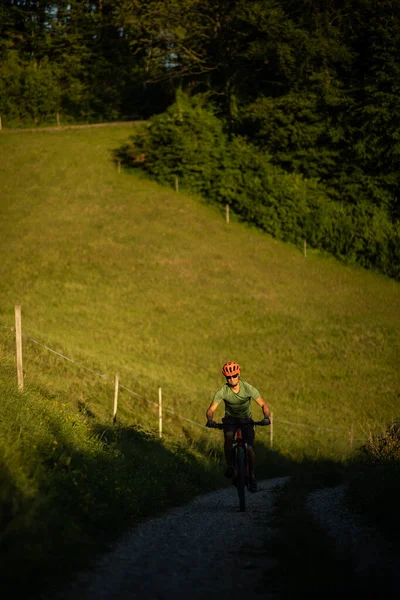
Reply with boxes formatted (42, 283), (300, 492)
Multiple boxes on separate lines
(214, 419), (269, 512)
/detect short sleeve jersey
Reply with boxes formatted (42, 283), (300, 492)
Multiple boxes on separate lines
(212, 381), (261, 419)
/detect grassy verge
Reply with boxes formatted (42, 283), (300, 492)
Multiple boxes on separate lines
(268, 425), (400, 600)
(266, 463), (353, 599)
(345, 419), (400, 543)
(1, 126), (399, 459)
(0, 350), (221, 595)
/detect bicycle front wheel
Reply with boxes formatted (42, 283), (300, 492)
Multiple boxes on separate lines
(236, 446), (246, 512)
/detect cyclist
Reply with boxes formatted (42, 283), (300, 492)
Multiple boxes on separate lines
(205, 361), (271, 492)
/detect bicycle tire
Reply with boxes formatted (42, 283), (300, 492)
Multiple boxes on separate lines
(236, 446), (246, 512)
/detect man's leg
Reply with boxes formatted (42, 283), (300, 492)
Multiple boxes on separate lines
(248, 445), (255, 478)
(242, 423), (256, 476)
(224, 430), (234, 466)
(244, 423), (258, 492)
(247, 445), (257, 491)
(224, 430), (235, 477)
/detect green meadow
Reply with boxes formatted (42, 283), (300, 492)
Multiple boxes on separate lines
(0, 125), (399, 595)
(1, 125), (398, 451)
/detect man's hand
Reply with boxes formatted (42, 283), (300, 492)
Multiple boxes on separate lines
(261, 417), (270, 426)
(206, 419), (218, 428)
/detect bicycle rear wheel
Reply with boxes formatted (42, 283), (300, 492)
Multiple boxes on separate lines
(236, 446), (246, 512)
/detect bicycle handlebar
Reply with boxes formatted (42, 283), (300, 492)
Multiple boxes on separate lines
(208, 419), (269, 430)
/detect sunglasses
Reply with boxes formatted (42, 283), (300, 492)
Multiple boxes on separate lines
(226, 373), (239, 379)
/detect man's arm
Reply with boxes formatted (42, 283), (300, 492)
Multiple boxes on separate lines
(206, 401), (219, 421)
(255, 397), (271, 419)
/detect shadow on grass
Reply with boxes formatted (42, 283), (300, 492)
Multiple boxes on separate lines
(264, 457), (400, 600)
(112, 138), (136, 168)
(3, 414), (399, 600)
(1, 420), (258, 597)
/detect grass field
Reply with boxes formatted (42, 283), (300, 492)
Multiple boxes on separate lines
(1, 125), (399, 596)
(1, 125), (399, 456)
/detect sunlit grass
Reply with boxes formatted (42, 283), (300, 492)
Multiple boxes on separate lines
(1, 126), (399, 459)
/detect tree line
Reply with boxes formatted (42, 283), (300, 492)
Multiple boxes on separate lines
(0, 0), (173, 125)
(1, 0), (399, 277)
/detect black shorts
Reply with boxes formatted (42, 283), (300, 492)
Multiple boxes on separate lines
(222, 416), (255, 446)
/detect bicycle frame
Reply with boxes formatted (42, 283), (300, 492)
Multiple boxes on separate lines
(232, 427), (249, 512)
(213, 419), (268, 513)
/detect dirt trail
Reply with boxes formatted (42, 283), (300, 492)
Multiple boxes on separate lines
(57, 477), (289, 600)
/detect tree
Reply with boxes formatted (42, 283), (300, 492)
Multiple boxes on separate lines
(337, 0), (400, 218)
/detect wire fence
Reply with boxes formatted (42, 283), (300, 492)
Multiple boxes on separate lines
(1, 316), (366, 445)
(0, 321), (208, 432)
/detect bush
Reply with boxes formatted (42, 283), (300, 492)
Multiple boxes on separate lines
(215, 136), (317, 242)
(127, 90), (227, 196)
(0, 53), (61, 126)
(123, 92), (400, 280)
(345, 419), (400, 540)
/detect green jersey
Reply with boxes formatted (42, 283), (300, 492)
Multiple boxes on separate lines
(213, 381), (261, 419)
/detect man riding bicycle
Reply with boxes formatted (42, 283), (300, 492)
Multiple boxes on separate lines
(206, 361), (271, 492)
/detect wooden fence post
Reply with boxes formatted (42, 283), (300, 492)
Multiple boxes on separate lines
(113, 373), (119, 424)
(118, 161), (121, 174)
(175, 176), (179, 193)
(15, 305), (24, 391)
(270, 411), (273, 448)
(304, 239), (307, 258)
(226, 204), (230, 224)
(158, 387), (163, 438)
(349, 423), (354, 449)
(56, 112), (60, 127)
(0, 116), (2, 131)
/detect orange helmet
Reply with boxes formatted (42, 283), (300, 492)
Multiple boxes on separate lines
(222, 361), (241, 377)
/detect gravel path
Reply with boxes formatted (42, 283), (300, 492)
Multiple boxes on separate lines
(58, 477), (289, 600)
(307, 484), (400, 594)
